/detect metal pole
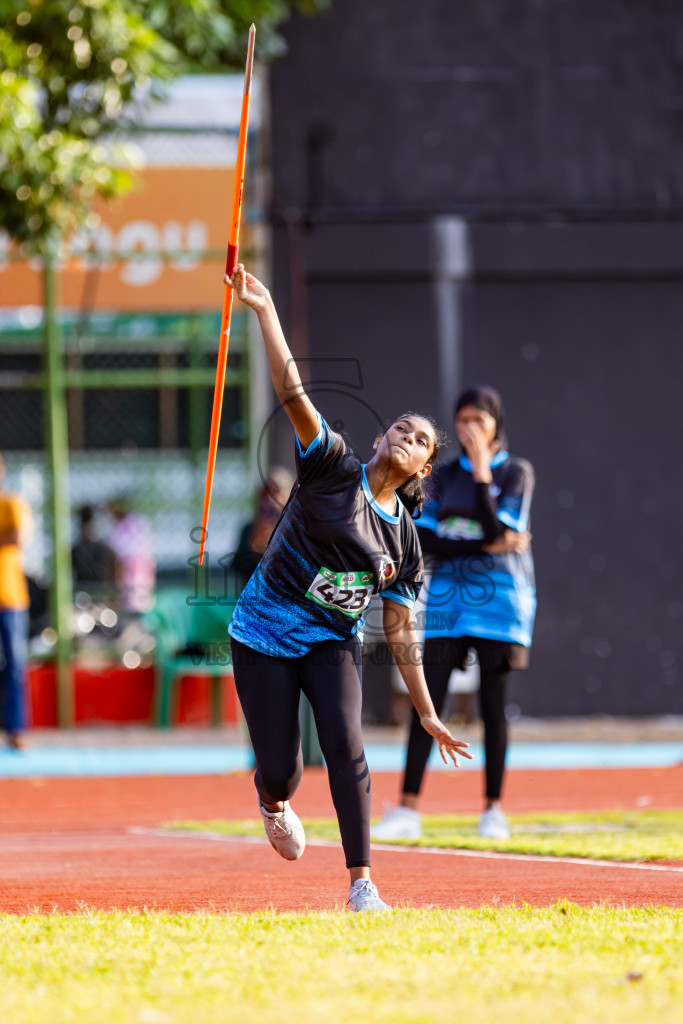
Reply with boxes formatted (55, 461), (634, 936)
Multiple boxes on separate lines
(187, 327), (211, 595)
(43, 243), (74, 726)
(13, 367), (246, 390)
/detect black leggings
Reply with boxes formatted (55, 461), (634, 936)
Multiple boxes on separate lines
(231, 636), (371, 868)
(403, 637), (510, 802)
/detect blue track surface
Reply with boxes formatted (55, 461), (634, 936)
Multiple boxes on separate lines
(0, 741), (681, 779)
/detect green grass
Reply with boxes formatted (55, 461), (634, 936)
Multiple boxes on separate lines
(2, 906), (682, 1024)
(167, 810), (683, 862)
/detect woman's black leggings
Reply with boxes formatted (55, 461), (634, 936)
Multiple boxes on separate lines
(231, 636), (371, 868)
(403, 638), (510, 801)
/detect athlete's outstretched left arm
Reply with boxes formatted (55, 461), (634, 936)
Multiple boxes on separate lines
(382, 600), (473, 766)
(227, 264), (319, 449)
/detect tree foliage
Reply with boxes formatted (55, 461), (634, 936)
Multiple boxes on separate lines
(0, 0), (328, 247)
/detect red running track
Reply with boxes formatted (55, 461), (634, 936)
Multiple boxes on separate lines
(1, 765), (681, 914)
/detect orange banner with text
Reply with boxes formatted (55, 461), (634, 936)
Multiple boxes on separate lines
(0, 167), (247, 312)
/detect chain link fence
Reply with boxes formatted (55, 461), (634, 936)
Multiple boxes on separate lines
(0, 257), (253, 576)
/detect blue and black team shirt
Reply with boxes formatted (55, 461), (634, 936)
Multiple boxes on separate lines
(418, 452), (536, 646)
(229, 412), (423, 657)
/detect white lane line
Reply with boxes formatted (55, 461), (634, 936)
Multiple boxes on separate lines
(128, 827), (683, 874)
(368, 843), (683, 873)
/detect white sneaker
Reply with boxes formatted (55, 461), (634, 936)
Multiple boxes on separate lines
(347, 879), (391, 912)
(479, 805), (510, 840)
(370, 805), (422, 840)
(259, 800), (306, 860)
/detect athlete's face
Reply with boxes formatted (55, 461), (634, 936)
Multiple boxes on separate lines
(455, 405), (497, 449)
(374, 416), (436, 480)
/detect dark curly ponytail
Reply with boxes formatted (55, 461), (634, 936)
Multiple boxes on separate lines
(389, 411), (448, 519)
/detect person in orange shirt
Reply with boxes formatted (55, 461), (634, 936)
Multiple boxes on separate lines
(0, 454), (33, 750)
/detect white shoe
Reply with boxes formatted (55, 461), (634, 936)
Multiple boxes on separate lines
(347, 879), (391, 912)
(479, 805), (510, 840)
(259, 800), (306, 860)
(370, 805), (422, 840)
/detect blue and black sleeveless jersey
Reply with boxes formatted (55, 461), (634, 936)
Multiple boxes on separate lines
(419, 452), (536, 646)
(229, 412), (424, 657)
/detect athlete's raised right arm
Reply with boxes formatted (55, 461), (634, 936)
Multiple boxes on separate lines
(227, 264), (319, 449)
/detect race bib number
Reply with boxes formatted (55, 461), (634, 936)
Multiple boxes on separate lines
(305, 567), (375, 618)
(437, 516), (483, 540)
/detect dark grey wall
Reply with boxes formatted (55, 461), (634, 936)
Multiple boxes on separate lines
(267, 1), (683, 716)
(462, 223), (683, 715)
(271, 0), (683, 215)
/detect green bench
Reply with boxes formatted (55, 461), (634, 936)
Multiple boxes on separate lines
(145, 586), (323, 762)
(144, 588), (236, 727)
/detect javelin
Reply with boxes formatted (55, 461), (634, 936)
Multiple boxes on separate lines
(199, 23), (256, 565)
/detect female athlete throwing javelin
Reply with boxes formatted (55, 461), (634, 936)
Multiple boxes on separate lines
(226, 264), (472, 912)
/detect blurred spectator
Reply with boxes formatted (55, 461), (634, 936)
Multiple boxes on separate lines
(372, 386), (536, 842)
(0, 453), (33, 751)
(26, 574), (49, 640)
(107, 497), (156, 613)
(72, 505), (117, 593)
(232, 467), (295, 592)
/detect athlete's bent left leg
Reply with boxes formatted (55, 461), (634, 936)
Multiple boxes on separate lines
(231, 638), (304, 805)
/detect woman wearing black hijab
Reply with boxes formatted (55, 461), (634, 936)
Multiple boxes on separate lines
(371, 386), (536, 840)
